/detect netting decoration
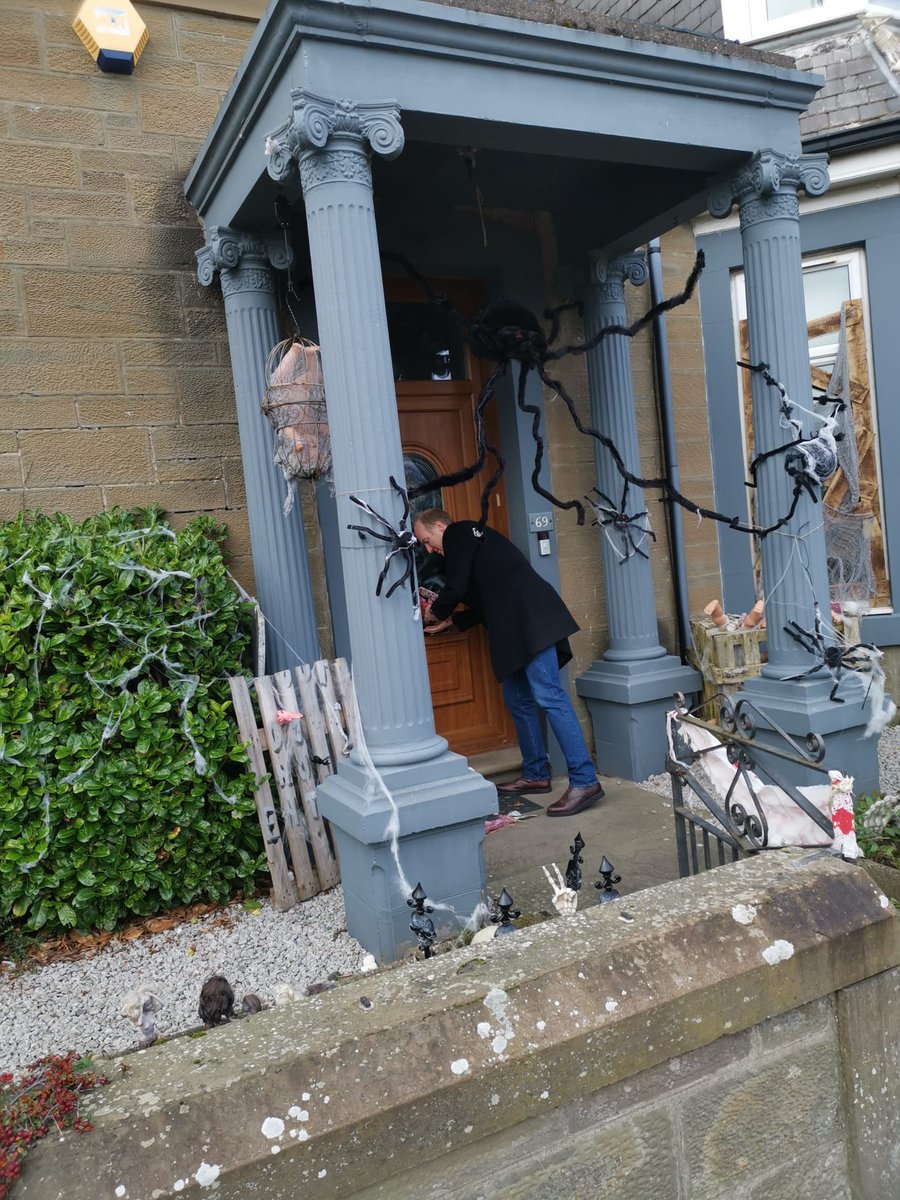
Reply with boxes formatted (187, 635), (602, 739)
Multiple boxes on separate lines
(263, 337), (332, 514)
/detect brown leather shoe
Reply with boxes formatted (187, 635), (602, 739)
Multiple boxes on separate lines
(496, 776), (552, 796)
(546, 781), (605, 816)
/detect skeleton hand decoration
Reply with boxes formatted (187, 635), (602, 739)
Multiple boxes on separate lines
(120, 985), (163, 1049)
(542, 862), (578, 916)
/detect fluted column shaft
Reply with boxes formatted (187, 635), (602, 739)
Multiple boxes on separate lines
(196, 229), (320, 671)
(710, 150), (831, 672)
(583, 254), (666, 661)
(267, 92), (445, 765)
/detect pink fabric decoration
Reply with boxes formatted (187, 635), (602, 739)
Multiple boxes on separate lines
(485, 814), (518, 834)
(276, 709), (303, 724)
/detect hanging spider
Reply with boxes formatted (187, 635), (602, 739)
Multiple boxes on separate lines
(346, 476), (418, 608)
(783, 610), (880, 703)
(386, 247), (818, 541)
(585, 484), (657, 563)
(739, 361), (842, 499)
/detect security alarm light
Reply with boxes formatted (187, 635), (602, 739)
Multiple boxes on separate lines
(72, 1), (148, 75)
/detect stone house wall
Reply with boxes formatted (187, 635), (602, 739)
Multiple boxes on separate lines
(0, 1), (257, 592)
(1, 0), (721, 681)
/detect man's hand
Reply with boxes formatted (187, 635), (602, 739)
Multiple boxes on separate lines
(425, 617), (454, 635)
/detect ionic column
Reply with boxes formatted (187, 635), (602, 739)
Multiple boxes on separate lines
(266, 91), (494, 960)
(710, 149), (880, 792)
(709, 150), (832, 672)
(196, 228), (320, 670)
(575, 253), (699, 781)
(584, 253), (667, 660)
(267, 92), (443, 766)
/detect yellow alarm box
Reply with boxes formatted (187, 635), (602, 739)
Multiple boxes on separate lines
(73, 1), (148, 75)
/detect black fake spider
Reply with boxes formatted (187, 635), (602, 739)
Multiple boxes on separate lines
(347, 476), (418, 605)
(586, 484), (657, 563)
(740, 361), (842, 500)
(783, 613), (880, 703)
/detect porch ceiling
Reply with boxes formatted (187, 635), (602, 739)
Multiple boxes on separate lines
(185, 0), (823, 248)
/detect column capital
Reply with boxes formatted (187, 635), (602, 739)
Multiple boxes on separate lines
(708, 148), (829, 227)
(589, 252), (648, 303)
(265, 90), (404, 190)
(196, 225), (290, 295)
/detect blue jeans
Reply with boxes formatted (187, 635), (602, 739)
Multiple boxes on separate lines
(501, 645), (597, 788)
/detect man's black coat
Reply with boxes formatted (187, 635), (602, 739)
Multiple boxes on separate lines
(429, 521), (578, 683)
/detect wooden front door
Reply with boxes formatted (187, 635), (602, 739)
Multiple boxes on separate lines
(387, 279), (518, 758)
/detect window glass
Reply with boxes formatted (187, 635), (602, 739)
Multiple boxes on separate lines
(803, 264), (851, 352)
(387, 302), (468, 382)
(404, 453), (446, 592)
(765, 0), (821, 19)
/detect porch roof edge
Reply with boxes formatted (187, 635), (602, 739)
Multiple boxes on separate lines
(184, 0), (823, 218)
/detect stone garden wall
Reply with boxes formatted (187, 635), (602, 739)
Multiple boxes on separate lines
(22, 851), (900, 1199)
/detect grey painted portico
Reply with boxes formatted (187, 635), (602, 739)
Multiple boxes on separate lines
(186, 0), (827, 958)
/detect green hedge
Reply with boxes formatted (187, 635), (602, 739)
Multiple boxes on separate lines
(0, 508), (264, 934)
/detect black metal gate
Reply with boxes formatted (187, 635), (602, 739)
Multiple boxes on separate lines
(666, 693), (834, 877)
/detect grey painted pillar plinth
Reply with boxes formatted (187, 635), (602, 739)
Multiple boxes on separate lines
(709, 150), (880, 793)
(575, 253), (699, 781)
(196, 228), (320, 671)
(266, 91), (495, 959)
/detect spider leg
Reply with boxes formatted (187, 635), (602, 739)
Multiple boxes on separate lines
(782, 664), (826, 683)
(747, 437), (805, 489)
(384, 550), (414, 599)
(628, 529), (651, 561)
(389, 475), (410, 526)
(829, 662), (846, 704)
(784, 621), (823, 657)
(347, 523), (394, 543)
(348, 495), (397, 537)
(590, 487), (617, 511)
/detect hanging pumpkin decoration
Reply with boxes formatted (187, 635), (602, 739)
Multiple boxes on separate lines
(262, 336), (331, 514)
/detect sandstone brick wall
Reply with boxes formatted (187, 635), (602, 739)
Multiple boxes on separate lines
(0, 2), (258, 589)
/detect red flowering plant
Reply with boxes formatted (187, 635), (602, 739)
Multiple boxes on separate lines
(0, 1052), (108, 1196)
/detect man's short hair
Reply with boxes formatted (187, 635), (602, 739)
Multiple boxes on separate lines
(415, 507), (451, 529)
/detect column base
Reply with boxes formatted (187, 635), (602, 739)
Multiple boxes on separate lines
(317, 752), (497, 962)
(736, 673), (884, 795)
(576, 656), (701, 781)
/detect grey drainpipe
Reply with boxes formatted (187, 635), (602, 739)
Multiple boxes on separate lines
(647, 238), (692, 660)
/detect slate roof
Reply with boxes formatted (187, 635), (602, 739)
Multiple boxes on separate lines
(773, 15), (900, 138)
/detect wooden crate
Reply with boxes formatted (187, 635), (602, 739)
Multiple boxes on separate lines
(689, 615), (764, 687)
(229, 657), (355, 909)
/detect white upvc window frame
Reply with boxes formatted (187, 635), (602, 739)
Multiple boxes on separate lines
(721, 0), (870, 42)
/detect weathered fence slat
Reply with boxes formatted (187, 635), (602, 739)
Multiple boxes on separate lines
(273, 669), (340, 891)
(294, 663), (336, 786)
(314, 659), (353, 769)
(253, 675), (321, 900)
(228, 676), (298, 912)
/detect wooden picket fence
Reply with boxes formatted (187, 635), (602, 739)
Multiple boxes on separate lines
(229, 659), (360, 910)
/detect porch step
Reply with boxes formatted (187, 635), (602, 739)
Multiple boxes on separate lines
(467, 745), (520, 782)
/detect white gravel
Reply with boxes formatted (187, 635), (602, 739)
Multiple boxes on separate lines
(0, 888), (366, 1074)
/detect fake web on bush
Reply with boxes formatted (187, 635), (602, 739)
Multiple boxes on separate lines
(0, 508), (263, 935)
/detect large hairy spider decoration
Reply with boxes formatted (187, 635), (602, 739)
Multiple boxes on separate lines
(739, 361), (842, 501)
(347, 476), (419, 609)
(385, 249), (819, 542)
(586, 484), (656, 563)
(783, 610), (880, 703)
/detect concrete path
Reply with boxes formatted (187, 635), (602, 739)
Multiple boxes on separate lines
(483, 773), (680, 919)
